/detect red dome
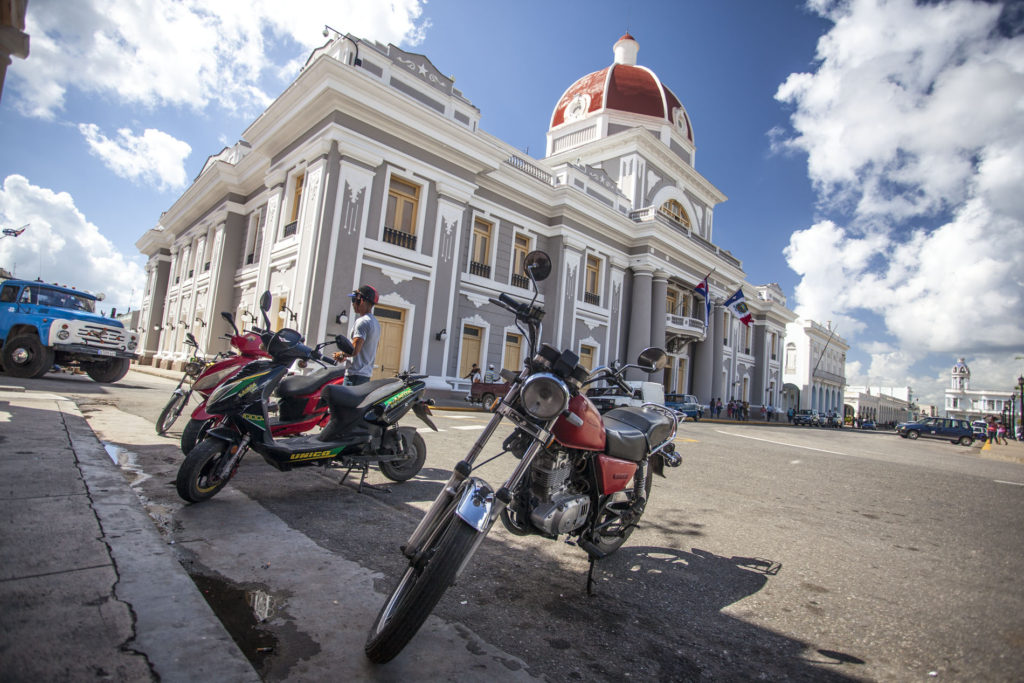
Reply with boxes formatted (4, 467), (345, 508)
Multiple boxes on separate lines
(549, 36), (692, 142)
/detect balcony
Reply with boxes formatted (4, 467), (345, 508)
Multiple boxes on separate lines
(469, 261), (491, 278)
(383, 226), (417, 250)
(665, 313), (706, 340)
(583, 292), (600, 306)
(511, 273), (529, 289)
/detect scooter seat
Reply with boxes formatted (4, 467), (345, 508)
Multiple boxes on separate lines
(277, 366), (347, 398)
(322, 378), (404, 412)
(602, 406), (674, 462)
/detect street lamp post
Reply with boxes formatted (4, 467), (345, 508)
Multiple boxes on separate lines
(1018, 375), (1024, 440)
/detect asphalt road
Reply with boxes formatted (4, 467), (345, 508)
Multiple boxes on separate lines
(5, 369), (1024, 681)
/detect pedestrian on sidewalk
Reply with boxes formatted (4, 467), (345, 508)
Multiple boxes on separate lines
(996, 422), (1008, 445)
(986, 418), (997, 444)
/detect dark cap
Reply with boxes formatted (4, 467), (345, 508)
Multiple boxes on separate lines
(349, 285), (379, 305)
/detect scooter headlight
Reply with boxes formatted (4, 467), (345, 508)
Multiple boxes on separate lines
(192, 365), (242, 392)
(520, 372), (569, 421)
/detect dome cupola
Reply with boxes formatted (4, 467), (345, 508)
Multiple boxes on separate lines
(549, 34), (692, 142)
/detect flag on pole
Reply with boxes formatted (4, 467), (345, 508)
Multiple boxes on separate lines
(694, 277), (711, 327)
(724, 287), (753, 326)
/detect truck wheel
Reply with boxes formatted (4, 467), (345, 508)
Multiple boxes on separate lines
(2, 334), (52, 379)
(84, 358), (131, 383)
(481, 392), (495, 408)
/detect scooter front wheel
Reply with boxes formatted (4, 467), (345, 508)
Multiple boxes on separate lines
(365, 514), (478, 663)
(176, 438), (236, 503)
(378, 433), (427, 482)
(156, 391), (188, 435)
(180, 417), (218, 455)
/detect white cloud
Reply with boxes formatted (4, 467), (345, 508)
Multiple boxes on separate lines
(0, 175), (145, 312)
(11, 0), (430, 119)
(776, 0), (1024, 409)
(79, 124), (192, 191)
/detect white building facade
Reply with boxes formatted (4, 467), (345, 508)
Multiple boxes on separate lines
(781, 320), (848, 414)
(945, 358), (1014, 421)
(135, 32), (794, 404)
(844, 386), (914, 426)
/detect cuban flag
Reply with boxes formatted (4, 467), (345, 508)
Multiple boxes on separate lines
(694, 277), (711, 327)
(724, 287), (753, 326)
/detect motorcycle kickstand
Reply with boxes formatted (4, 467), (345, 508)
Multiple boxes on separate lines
(338, 464), (392, 494)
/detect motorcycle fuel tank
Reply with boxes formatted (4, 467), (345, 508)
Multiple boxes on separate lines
(551, 394), (606, 451)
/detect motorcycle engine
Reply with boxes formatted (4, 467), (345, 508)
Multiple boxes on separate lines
(528, 449), (590, 535)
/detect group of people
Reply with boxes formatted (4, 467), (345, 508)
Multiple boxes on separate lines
(983, 417), (1019, 444)
(704, 398), (780, 421)
(464, 363), (501, 383)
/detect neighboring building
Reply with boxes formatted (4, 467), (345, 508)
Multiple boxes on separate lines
(921, 404), (938, 418)
(944, 358), (1014, 421)
(0, 0), (30, 102)
(781, 319), (848, 414)
(135, 32), (795, 404)
(844, 386), (914, 425)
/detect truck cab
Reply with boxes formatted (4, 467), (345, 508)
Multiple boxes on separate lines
(0, 279), (138, 382)
(587, 380), (665, 414)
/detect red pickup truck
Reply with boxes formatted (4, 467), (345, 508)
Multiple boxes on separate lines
(465, 381), (511, 407)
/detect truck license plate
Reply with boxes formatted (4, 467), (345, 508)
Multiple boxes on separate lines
(97, 349), (116, 357)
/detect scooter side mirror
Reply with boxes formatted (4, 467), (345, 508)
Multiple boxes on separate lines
(221, 311), (239, 335)
(335, 335), (355, 356)
(185, 332), (198, 347)
(523, 250), (552, 282)
(637, 347), (667, 372)
(259, 291), (272, 313)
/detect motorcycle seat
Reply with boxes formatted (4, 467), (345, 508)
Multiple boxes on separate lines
(322, 378), (404, 412)
(277, 366), (347, 398)
(602, 406), (674, 463)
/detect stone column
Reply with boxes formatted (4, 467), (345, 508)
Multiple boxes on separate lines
(648, 271), (668, 384)
(711, 305), (725, 404)
(692, 307), (714, 404)
(625, 266), (653, 380)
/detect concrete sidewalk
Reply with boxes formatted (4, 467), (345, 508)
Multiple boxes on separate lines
(0, 388), (257, 682)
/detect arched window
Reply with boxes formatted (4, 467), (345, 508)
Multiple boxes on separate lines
(659, 199), (690, 228)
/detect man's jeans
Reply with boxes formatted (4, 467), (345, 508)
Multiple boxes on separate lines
(346, 374), (370, 386)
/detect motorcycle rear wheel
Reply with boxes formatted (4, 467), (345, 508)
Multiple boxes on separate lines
(180, 417), (217, 455)
(365, 514), (477, 663)
(176, 438), (235, 503)
(589, 466), (653, 557)
(378, 433), (427, 482)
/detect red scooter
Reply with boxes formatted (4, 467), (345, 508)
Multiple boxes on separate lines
(178, 312), (347, 454)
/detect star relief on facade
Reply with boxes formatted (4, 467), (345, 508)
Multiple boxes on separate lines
(394, 54), (447, 88)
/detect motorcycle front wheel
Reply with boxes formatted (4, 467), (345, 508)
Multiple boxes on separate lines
(176, 438), (236, 503)
(378, 433), (427, 482)
(180, 417), (218, 455)
(365, 514), (478, 663)
(156, 391), (188, 435)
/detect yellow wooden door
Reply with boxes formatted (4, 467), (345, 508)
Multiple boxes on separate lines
(373, 305), (404, 380)
(460, 325), (482, 378)
(504, 332), (522, 373)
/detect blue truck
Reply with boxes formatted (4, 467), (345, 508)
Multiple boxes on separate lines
(0, 279), (138, 383)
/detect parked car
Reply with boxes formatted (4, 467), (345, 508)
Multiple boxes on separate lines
(971, 420), (988, 441)
(664, 393), (703, 421)
(792, 409), (819, 426)
(859, 420), (876, 430)
(896, 417), (975, 445)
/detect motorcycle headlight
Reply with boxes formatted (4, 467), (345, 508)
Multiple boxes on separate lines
(184, 361), (206, 378)
(192, 364), (241, 392)
(519, 372), (569, 421)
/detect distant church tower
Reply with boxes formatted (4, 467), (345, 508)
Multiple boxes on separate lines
(951, 358), (970, 391)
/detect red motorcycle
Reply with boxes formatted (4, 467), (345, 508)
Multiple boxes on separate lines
(364, 251), (681, 662)
(178, 312), (347, 454)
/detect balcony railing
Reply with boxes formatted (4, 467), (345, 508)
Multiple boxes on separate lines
(282, 221), (298, 238)
(511, 273), (529, 289)
(204, 261), (210, 272)
(469, 261), (491, 278)
(245, 253), (258, 266)
(383, 226), (417, 250)
(583, 292), (600, 306)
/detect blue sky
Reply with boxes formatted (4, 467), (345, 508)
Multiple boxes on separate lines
(1, 0), (1022, 408)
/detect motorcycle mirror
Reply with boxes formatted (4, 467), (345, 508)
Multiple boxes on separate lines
(259, 291), (272, 313)
(335, 334), (355, 356)
(523, 250), (551, 282)
(220, 311), (239, 335)
(637, 347), (668, 372)
(186, 332), (198, 347)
